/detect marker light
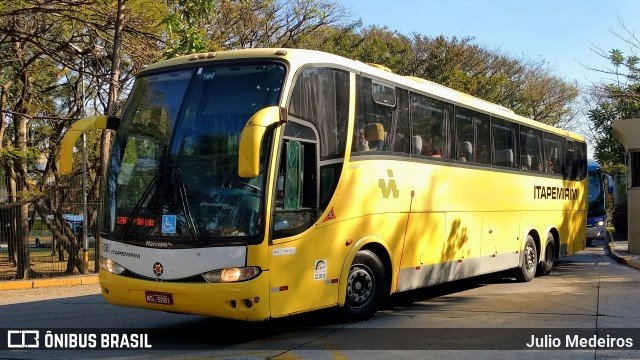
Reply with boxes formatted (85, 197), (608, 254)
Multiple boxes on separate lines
(202, 267), (261, 283)
(100, 257), (125, 275)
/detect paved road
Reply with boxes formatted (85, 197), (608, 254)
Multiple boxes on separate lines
(1, 240), (639, 359)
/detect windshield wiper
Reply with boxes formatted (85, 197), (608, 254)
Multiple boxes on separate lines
(173, 167), (203, 245)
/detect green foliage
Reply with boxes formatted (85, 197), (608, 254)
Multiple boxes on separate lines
(300, 24), (579, 128)
(602, 162), (627, 176)
(161, 0), (215, 57)
(2, 146), (41, 164)
(587, 99), (631, 166)
(588, 47), (640, 168)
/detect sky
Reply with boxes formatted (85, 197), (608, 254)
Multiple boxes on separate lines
(336, 0), (640, 88)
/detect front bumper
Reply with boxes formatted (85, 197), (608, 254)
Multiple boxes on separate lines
(99, 270), (271, 321)
(586, 223), (606, 240)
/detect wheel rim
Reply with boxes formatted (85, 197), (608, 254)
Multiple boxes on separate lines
(524, 244), (536, 273)
(346, 265), (374, 307)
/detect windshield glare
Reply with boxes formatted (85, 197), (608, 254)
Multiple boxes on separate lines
(105, 63), (285, 245)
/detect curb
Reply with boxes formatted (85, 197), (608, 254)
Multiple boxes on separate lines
(0, 275), (99, 291)
(607, 232), (640, 271)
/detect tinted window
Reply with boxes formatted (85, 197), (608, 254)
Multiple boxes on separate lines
(411, 93), (453, 158)
(491, 117), (519, 169)
(289, 68), (349, 160)
(543, 133), (565, 175)
(353, 76), (410, 155)
(520, 126), (544, 172)
(455, 107), (490, 164)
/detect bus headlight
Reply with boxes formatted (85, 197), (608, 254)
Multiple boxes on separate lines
(100, 257), (125, 275)
(202, 267), (261, 283)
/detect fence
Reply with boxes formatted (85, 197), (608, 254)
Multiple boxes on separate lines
(0, 176), (101, 281)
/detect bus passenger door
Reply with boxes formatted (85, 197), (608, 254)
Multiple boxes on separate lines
(268, 138), (342, 318)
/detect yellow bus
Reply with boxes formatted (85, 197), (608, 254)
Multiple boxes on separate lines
(60, 48), (587, 322)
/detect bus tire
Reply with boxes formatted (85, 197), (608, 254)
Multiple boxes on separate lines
(538, 233), (555, 276)
(340, 250), (387, 322)
(515, 235), (537, 282)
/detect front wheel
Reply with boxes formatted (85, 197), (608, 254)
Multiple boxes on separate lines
(339, 250), (387, 322)
(515, 235), (537, 282)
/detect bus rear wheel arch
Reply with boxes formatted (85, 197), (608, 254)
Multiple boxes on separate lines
(339, 249), (388, 322)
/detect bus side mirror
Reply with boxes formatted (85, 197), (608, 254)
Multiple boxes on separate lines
(59, 115), (120, 175)
(238, 106), (284, 178)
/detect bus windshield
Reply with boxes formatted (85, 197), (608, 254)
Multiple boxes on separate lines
(588, 171), (605, 218)
(104, 62), (285, 246)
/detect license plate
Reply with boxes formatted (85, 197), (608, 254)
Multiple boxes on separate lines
(145, 291), (173, 305)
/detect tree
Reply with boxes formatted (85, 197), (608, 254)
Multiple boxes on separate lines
(0, 1), (69, 278)
(588, 90), (639, 166)
(299, 24), (580, 129)
(160, 0), (349, 53)
(0, 0), (163, 278)
(587, 23), (640, 169)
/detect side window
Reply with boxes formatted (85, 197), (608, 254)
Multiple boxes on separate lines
(630, 151), (640, 188)
(410, 92), (453, 159)
(392, 88), (411, 154)
(352, 76), (410, 156)
(273, 124), (318, 239)
(543, 133), (565, 175)
(491, 117), (519, 169)
(564, 140), (575, 179)
(563, 140), (587, 180)
(520, 126), (544, 172)
(288, 67), (349, 160)
(575, 142), (587, 180)
(455, 107), (490, 164)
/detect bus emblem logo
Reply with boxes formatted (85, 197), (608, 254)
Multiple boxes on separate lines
(153, 262), (164, 276)
(378, 169), (399, 198)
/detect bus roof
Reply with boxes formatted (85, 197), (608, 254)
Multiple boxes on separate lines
(140, 48), (584, 143)
(587, 159), (602, 172)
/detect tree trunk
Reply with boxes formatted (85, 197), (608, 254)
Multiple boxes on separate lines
(13, 113), (34, 279)
(6, 207), (16, 266)
(12, 38), (35, 280)
(94, 0), (127, 273)
(13, 123), (34, 279)
(99, 0), (126, 178)
(5, 166), (17, 265)
(65, 242), (85, 274)
(57, 240), (65, 261)
(15, 202), (32, 279)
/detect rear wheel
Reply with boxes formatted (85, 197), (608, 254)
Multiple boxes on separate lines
(515, 235), (537, 282)
(339, 250), (387, 322)
(538, 233), (555, 276)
